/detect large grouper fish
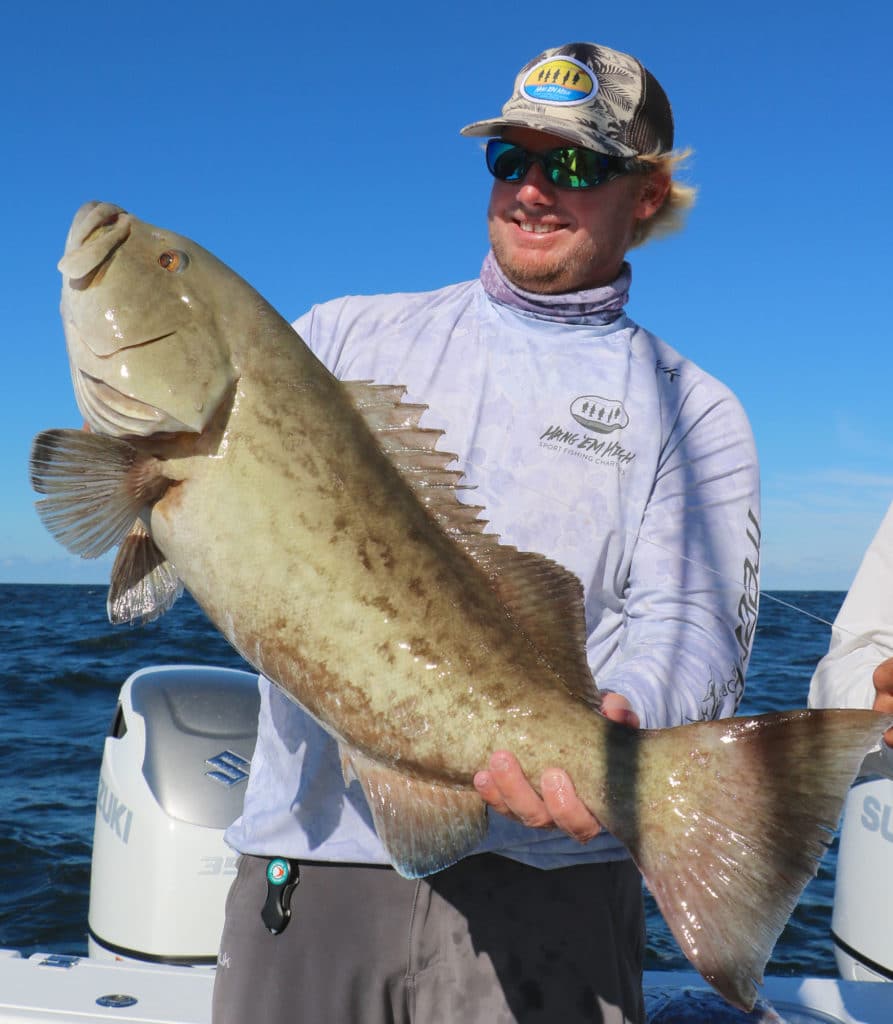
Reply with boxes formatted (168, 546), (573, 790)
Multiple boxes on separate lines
(31, 201), (893, 1011)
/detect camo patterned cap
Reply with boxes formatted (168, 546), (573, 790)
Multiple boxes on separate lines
(460, 42), (674, 159)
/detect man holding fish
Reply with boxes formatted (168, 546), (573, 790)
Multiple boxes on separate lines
(213, 40), (760, 1024)
(39, 36), (893, 1022)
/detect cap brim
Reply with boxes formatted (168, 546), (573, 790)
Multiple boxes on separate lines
(460, 114), (638, 158)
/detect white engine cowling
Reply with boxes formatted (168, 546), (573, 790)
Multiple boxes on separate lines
(832, 743), (893, 982)
(87, 665), (259, 966)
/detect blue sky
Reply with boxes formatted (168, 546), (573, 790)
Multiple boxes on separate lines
(3, 1), (891, 590)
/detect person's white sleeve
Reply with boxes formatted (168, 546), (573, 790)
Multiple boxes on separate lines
(808, 502), (893, 711)
(596, 385), (761, 730)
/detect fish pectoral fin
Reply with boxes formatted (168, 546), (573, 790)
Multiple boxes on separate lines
(346, 749), (488, 878)
(30, 428), (168, 558)
(622, 708), (893, 1011)
(107, 520), (184, 624)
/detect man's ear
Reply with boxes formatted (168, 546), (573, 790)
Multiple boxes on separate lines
(635, 171), (671, 221)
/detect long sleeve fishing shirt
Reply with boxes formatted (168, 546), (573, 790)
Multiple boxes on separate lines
(809, 501), (893, 713)
(226, 258), (762, 869)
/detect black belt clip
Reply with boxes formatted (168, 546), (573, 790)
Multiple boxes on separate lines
(261, 857), (301, 935)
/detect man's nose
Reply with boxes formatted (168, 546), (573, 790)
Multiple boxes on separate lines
(516, 160), (556, 203)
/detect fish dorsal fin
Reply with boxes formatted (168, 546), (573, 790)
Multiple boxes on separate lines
(344, 382), (598, 709)
(466, 543), (599, 709)
(342, 745), (488, 878)
(108, 520), (184, 625)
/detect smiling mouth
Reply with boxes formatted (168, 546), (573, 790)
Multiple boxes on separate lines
(518, 221), (562, 234)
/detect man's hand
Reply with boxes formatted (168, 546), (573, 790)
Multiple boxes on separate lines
(472, 693), (640, 844)
(872, 658), (893, 745)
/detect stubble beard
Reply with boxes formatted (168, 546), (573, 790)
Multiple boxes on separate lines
(489, 229), (601, 296)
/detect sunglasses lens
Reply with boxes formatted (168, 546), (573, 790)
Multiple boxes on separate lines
(485, 139), (626, 189)
(486, 140), (528, 182)
(547, 149), (612, 189)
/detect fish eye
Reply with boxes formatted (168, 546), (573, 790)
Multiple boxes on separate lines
(158, 249), (189, 273)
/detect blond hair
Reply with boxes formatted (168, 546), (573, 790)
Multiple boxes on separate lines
(630, 148), (697, 248)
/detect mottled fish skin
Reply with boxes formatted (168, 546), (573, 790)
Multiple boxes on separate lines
(52, 207), (606, 795)
(31, 201), (893, 1012)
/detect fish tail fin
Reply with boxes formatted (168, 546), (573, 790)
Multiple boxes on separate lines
(612, 708), (892, 1010)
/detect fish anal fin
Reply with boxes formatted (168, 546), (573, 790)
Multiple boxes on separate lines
(623, 708), (893, 1010)
(30, 428), (168, 558)
(343, 382), (597, 707)
(108, 520), (184, 625)
(345, 747), (488, 878)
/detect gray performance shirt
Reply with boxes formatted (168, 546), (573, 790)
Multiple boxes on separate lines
(226, 263), (761, 869)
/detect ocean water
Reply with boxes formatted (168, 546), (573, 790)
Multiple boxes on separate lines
(0, 583), (846, 977)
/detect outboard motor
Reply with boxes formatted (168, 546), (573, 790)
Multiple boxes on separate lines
(88, 665), (260, 965)
(832, 742), (893, 982)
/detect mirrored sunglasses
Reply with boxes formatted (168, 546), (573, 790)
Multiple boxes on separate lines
(485, 139), (633, 190)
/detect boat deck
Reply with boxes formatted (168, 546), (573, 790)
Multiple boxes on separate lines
(1, 951), (891, 1022)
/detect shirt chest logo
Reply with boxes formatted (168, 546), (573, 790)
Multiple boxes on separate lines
(569, 395), (629, 434)
(538, 394), (636, 470)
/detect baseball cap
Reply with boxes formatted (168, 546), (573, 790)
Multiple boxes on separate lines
(460, 42), (674, 159)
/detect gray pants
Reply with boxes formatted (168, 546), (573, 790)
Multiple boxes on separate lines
(212, 853), (645, 1024)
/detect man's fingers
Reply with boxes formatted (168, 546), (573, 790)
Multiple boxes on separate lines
(474, 751), (552, 827)
(600, 692), (640, 729)
(541, 768), (602, 842)
(873, 657), (893, 697)
(472, 769), (511, 818)
(871, 662), (893, 746)
(473, 752), (603, 841)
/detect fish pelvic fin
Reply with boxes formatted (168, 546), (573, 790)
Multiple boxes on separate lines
(344, 747), (488, 878)
(343, 380), (598, 709)
(618, 708), (893, 1010)
(108, 520), (184, 625)
(30, 428), (168, 558)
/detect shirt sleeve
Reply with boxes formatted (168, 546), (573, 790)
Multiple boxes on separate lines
(595, 378), (761, 730)
(808, 502), (893, 711)
(292, 300), (369, 373)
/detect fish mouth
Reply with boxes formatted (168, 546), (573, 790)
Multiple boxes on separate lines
(75, 369), (198, 437)
(57, 201), (133, 285)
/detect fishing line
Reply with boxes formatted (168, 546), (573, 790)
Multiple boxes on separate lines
(457, 454), (893, 663)
(629, 532), (893, 661)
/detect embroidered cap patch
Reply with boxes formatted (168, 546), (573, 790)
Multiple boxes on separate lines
(521, 57), (597, 106)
